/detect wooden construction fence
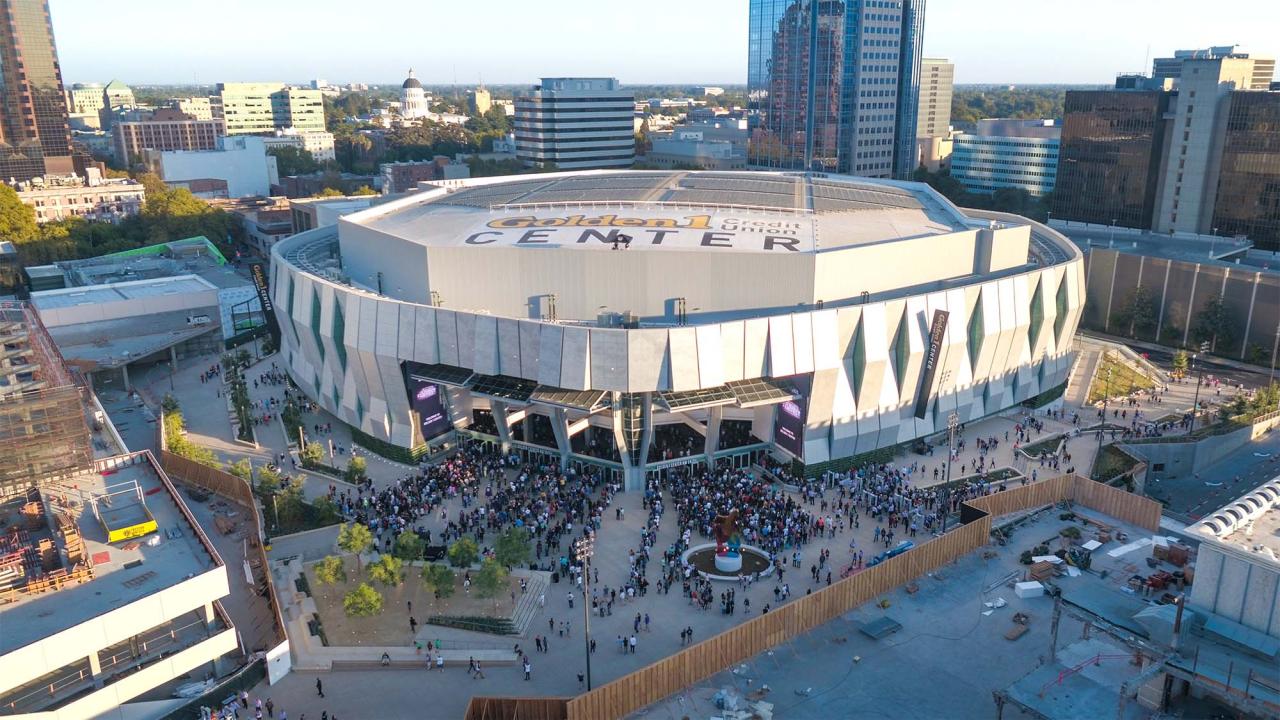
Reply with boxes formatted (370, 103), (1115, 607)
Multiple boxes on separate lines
(463, 697), (572, 720)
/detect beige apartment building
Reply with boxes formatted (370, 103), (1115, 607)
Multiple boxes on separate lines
(916, 58), (954, 171)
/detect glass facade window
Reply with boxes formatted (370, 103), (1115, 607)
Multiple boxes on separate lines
(1211, 91), (1280, 252)
(1050, 90), (1171, 229)
(0, 0), (73, 182)
(747, 0), (923, 178)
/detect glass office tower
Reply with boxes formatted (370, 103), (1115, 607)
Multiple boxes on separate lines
(0, 0), (73, 182)
(747, 0), (925, 178)
(1211, 91), (1280, 251)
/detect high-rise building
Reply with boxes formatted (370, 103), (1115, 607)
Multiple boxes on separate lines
(1051, 90), (1172, 229)
(515, 77), (634, 169)
(1151, 45), (1275, 90)
(1152, 55), (1272, 236)
(915, 57), (953, 171)
(113, 112), (221, 164)
(746, 0), (926, 178)
(1210, 91), (1280, 249)
(0, 0), (75, 182)
(211, 82), (325, 135)
(951, 119), (1059, 196)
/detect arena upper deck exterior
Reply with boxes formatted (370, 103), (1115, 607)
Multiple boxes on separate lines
(271, 171), (1084, 488)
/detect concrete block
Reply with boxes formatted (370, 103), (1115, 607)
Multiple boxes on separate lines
(1014, 581), (1044, 598)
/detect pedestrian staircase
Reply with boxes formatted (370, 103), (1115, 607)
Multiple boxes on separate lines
(1064, 346), (1101, 409)
(508, 570), (550, 637)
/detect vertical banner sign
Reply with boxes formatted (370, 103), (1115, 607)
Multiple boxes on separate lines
(250, 263), (281, 346)
(914, 310), (950, 419)
(408, 376), (451, 441)
(772, 374), (811, 458)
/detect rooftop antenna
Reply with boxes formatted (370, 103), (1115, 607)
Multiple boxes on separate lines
(1143, 44), (1150, 73)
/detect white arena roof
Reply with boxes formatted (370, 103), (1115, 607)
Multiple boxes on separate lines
(356, 171), (967, 255)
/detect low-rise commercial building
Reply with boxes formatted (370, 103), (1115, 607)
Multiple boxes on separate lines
(380, 157), (471, 195)
(263, 128), (336, 163)
(113, 111), (220, 165)
(146, 135), (279, 198)
(951, 119), (1060, 197)
(11, 170), (146, 224)
(646, 131), (746, 170)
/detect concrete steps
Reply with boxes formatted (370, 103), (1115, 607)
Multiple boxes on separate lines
(509, 570), (550, 637)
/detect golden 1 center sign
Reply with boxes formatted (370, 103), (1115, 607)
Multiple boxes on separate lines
(460, 210), (817, 253)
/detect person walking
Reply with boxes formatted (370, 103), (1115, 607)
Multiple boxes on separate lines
(265, 699), (274, 718)
(315, 678), (323, 698)
(629, 634), (637, 654)
(523, 659), (531, 681)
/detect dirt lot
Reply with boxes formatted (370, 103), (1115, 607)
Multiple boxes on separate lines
(305, 556), (523, 646)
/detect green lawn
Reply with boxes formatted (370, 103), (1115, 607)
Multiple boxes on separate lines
(1087, 352), (1157, 405)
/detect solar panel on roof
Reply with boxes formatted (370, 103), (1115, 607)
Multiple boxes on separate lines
(726, 378), (800, 407)
(530, 386), (608, 411)
(656, 386), (737, 412)
(469, 374), (538, 402)
(405, 362), (475, 387)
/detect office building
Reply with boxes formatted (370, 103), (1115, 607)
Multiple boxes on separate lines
(96, 79), (134, 129)
(379, 157), (470, 195)
(64, 82), (104, 129)
(112, 110), (220, 164)
(1152, 55), (1272, 236)
(1151, 45), (1274, 90)
(12, 169), (145, 223)
(646, 129), (747, 170)
(262, 128), (336, 163)
(273, 170), (1081, 486)
(211, 82), (325, 135)
(916, 57), (954, 171)
(1210, 91), (1280, 249)
(746, 0), (926, 178)
(467, 87), (492, 115)
(173, 96), (214, 121)
(515, 77), (635, 169)
(146, 135), (279, 198)
(400, 69), (430, 119)
(694, 86), (726, 96)
(0, 0), (75, 182)
(951, 119), (1060, 197)
(1051, 90), (1173, 230)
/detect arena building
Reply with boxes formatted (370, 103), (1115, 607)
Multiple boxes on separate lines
(270, 171), (1085, 488)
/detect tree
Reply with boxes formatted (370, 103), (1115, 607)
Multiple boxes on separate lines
(228, 458), (253, 483)
(393, 530), (424, 562)
(474, 557), (508, 606)
(1192, 295), (1237, 353)
(1113, 286), (1157, 339)
(274, 477), (307, 528)
(267, 145), (320, 176)
(367, 554), (405, 588)
(337, 523), (373, 570)
(315, 187), (345, 198)
(312, 495), (341, 525)
(447, 536), (479, 568)
(343, 582), (383, 617)
(1172, 350), (1189, 378)
(493, 527), (531, 569)
(0, 184), (39, 245)
(314, 555), (347, 585)
(300, 441), (324, 468)
(351, 185), (377, 196)
(161, 393), (181, 414)
(421, 563), (455, 600)
(345, 455), (367, 483)
(256, 465), (282, 496)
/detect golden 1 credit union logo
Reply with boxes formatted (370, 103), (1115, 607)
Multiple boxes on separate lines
(486, 214), (713, 230)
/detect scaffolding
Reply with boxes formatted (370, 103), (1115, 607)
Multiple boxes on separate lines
(0, 304), (93, 498)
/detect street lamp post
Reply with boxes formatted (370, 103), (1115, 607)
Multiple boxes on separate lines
(942, 411), (959, 533)
(1270, 323), (1279, 387)
(574, 534), (595, 690)
(1109, 219), (1117, 248)
(1099, 367), (1113, 445)
(1189, 354), (1202, 434)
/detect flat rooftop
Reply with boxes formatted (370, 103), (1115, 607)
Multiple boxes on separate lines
(355, 171), (969, 255)
(31, 275), (219, 310)
(1187, 476), (1280, 566)
(0, 454), (220, 655)
(26, 236), (253, 292)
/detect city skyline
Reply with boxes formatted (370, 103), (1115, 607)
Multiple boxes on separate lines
(49, 0), (1280, 86)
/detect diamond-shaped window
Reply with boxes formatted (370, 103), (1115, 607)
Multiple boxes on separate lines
(967, 296), (984, 368)
(891, 312), (909, 392)
(1028, 279), (1045, 351)
(1054, 278), (1069, 345)
(850, 318), (866, 399)
(310, 289), (326, 362)
(333, 300), (347, 373)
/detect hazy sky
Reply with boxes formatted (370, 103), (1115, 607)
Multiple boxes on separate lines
(51, 0), (1280, 86)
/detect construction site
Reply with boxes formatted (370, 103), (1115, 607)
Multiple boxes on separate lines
(0, 302), (94, 497)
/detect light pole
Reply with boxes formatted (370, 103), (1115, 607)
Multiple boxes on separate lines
(1189, 353), (1202, 434)
(574, 534), (595, 690)
(1099, 367), (1113, 446)
(1109, 219), (1117, 247)
(942, 411), (959, 533)
(1270, 323), (1279, 387)
(1210, 228), (1218, 258)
